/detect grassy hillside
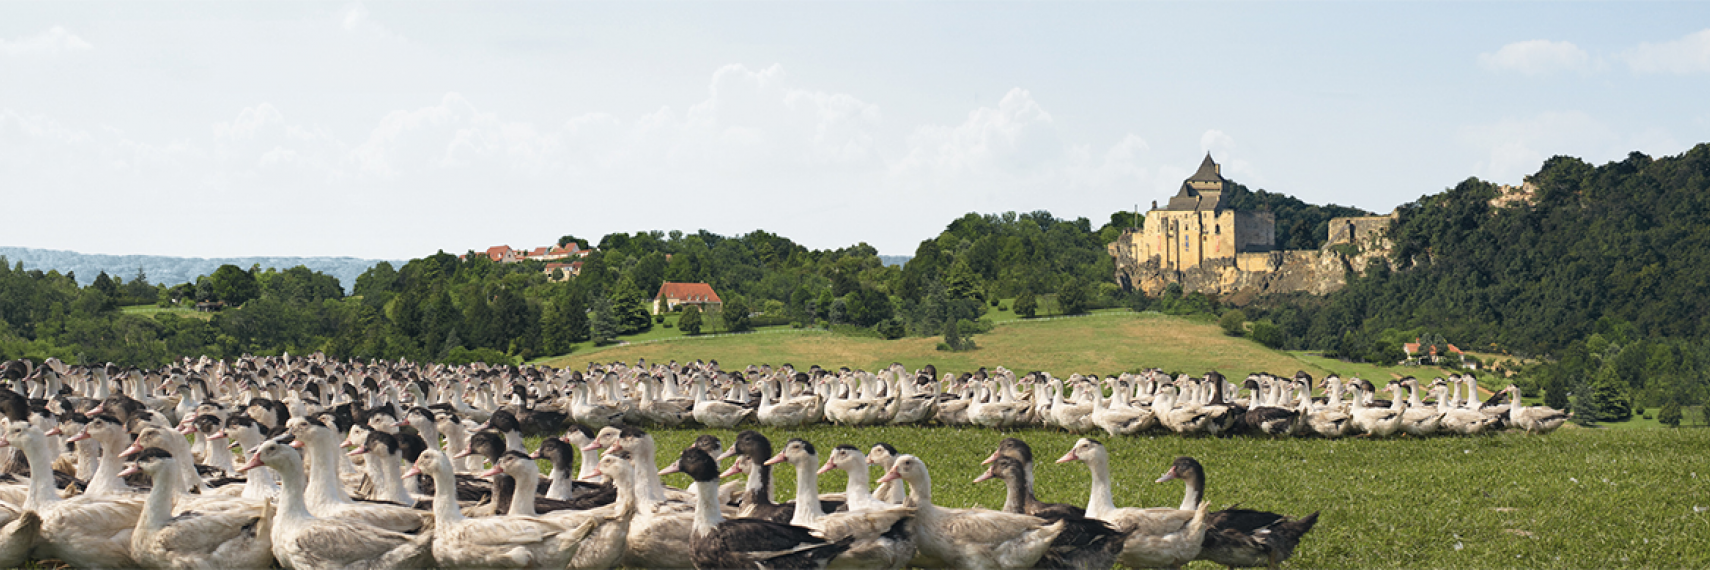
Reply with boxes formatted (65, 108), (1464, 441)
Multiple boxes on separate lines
(537, 311), (1458, 380)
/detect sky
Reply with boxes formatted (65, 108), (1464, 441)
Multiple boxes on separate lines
(3, 2), (1708, 260)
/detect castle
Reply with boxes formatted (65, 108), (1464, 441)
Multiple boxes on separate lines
(1108, 154), (1395, 302)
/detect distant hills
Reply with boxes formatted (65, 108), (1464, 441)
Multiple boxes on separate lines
(0, 246), (396, 291)
(878, 255), (912, 267)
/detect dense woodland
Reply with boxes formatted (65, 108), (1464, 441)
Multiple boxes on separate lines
(3, 144), (1708, 419)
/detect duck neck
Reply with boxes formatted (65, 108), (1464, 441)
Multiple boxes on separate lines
(692, 479), (723, 537)
(273, 456), (315, 521)
(843, 464), (876, 505)
(22, 437), (62, 510)
(505, 430), (525, 454)
(1179, 469), (1204, 511)
(631, 440), (667, 505)
(789, 457), (824, 527)
(509, 464), (542, 516)
(87, 436), (132, 496)
(74, 439), (99, 481)
(140, 466), (182, 532)
(370, 454), (411, 506)
(305, 438), (353, 506)
(545, 458), (575, 501)
(1085, 455), (1117, 518)
(578, 447), (601, 481)
(904, 470), (933, 510)
(1000, 474), (1030, 515)
(430, 465), (465, 524)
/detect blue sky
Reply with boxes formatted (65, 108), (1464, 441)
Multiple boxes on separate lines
(3, 2), (1707, 259)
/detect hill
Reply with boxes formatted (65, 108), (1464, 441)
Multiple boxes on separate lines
(537, 310), (1455, 380)
(0, 246), (396, 290)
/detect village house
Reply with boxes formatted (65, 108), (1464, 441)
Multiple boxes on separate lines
(543, 261), (583, 282)
(1404, 337), (1467, 366)
(476, 242), (593, 264)
(653, 282), (722, 314)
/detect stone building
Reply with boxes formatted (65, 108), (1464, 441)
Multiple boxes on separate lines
(1132, 154), (1276, 272)
(1108, 154), (1396, 302)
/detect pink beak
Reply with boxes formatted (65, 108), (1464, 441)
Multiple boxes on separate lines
(177, 424), (197, 435)
(716, 447), (739, 461)
(237, 452), (264, 473)
(1055, 451), (1078, 464)
(719, 463), (744, 478)
(972, 470), (996, 483)
(0, 437), (10, 448)
(209, 431), (229, 440)
(877, 468), (901, 484)
(44, 427), (62, 437)
(85, 404), (105, 417)
(348, 447), (369, 457)
(763, 452), (788, 466)
(289, 440), (305, 449)
(119, 443), (145, 457)
(581, 441), (603, 451)
(118, 465), (141, 478)
(1155, 466), (1178, 484)
(453, 449), (474, 459)
(982, 450), (1001, 465)
(477, 465), (503, 478)
(402, 466), (422, 479)
(659, 462), (681, 476)
(530, 450), (542, 459)
(816, 462), (838, 475)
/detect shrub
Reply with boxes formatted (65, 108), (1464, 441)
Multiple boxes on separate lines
(1014, 291), (1037, 319)
(1219, 309), (1247, 337)
(997, 303), (1008, 312)
(1250, 319), (1285, 349)
(678, 305), (703, 335)
(1658, 402), (1682, 427)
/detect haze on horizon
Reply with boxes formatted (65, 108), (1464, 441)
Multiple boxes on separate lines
(3, 2), (1707, 261)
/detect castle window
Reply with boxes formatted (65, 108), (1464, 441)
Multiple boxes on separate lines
(1215, 224), (1221, 235)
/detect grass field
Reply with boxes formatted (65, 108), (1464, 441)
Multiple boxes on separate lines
(523, 425), (1710, 569)
(536, 311), (1462, 383)
(119, 304), (212, 320)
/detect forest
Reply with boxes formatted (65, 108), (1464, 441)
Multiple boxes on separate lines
(3, 144), (1707, 417)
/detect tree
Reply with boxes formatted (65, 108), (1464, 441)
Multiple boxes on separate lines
(1544, 377), (1570, 410)
(1250, 319), (1285, 349)
(1219, 309), (1247, 337)
(1581, 363), (1633, 422)
(208, 264), (259, 306)
(590, 297), (618, 345)
(679, 305), (703, 335)
(1014, 291), (1037, 319)
(1057, 278), (1089, 315)
(1658, 401), (1683, 427)
(722, 297), (751, 333)
(607, 277), (653, 335)
(942, 317), (964, 351)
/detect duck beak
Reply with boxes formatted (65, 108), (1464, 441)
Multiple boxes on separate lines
(716, 447), (739, 461)
(119, 443), (145, 458)
(209, 431), (228, 440)
(237, 453), (264, 473)
(119, 465), (141, 478)
(658, 462), (681, 476)
(1155, 466), (1179, 483)
(289, 440), (305, 449)
(43, 427), (62, 437)
(478, 465), (503, 478)
(763, 452), (788, 466)
(972, 469), (996, 483)
(981, 450), (1001, 465)
(816, 462), (838, 475)
(347, 447), (368, 457)
(719, 463), (744, 478)
(402, 466), (422, 479)
(876, 468), (901, 484)
(453, 449), (474, 459)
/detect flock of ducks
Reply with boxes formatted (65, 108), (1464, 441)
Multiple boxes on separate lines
(0, 353), (1552, 569)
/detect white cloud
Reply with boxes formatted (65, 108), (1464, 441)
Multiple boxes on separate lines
(1622, 29), (1710, 74)
(1460, 111), (1615, 183)
(1477, 39), (1592, 75)
(0, 26), (93, 57)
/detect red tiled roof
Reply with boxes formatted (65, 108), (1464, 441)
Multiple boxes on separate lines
(530, 247), (549, 257)
(484, 245), (512, 261)
(655, 282), (721, 303)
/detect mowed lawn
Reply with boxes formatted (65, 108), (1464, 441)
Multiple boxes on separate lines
(527, 425), (1710, 569)
(537, 312), (1454, 380)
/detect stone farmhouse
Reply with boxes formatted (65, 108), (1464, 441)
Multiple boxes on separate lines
(653, 282), (722, 315)
(1108, 154), (1395, 302)
(466, 242), (593, 281)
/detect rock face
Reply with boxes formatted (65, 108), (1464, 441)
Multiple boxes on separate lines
(1109, 213), (1395, 304)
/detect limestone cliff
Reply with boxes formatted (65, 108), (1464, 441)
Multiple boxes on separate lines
(1109, 213), (1395, 305)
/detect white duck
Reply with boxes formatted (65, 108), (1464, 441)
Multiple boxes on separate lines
(691, 375), (752, 428)
(1504, 385), (1572, 434)
(8, 421), (145, 569)
(238, 439), (434, 570)
(878, 453), (1066, 570)
(772, 438), (915, 570)
(407, 448), (594, 570)
(124, 447), (274, 570)
(1056, 438), (1210, 569)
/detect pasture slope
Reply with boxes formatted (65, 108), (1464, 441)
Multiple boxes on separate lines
(534, 426), (1708, 569)
(537, 311), (1460, 381)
